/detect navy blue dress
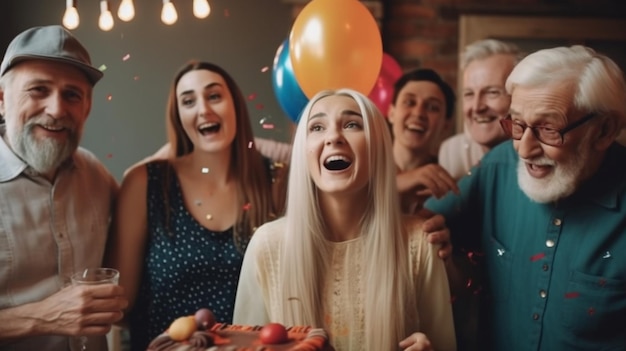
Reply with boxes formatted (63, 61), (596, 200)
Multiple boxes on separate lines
(129, 161), (246, 351)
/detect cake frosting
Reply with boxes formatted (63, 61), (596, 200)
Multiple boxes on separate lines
(147, 323), (335, 351)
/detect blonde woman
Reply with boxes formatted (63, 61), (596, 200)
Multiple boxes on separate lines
(234, 89), (456, 351)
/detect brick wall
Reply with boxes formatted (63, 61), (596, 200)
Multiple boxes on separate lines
(383, 1), (460, 87)
(284, 0), (625, 133)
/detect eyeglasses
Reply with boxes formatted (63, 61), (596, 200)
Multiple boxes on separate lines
(499, 112), (597, 147)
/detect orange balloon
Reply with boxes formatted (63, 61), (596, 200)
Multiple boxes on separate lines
(289, 0), (383, 98)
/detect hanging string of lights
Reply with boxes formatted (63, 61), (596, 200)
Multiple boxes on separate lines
(62, 0), (211, 31)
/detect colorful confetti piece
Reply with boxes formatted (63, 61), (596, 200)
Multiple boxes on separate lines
(530, 252), (545, 262)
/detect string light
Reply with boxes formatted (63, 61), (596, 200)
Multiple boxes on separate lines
(61, 0), (211, 30)
(62, 0), (79, 30)
(117, 0), (135, 22)
(98, 0), (115, 31)
(161, 0), (178, 25)
(193, 0), (211, 19)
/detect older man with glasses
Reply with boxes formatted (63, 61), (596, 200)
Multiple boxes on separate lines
(425, 45), (626, 351)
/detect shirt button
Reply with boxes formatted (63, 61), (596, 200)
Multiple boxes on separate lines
(540, 290), (547, 298)
(553, 218), (562, 226)
(546, 239), (555, 248)
(542, 264), (549, 271)
(533, 313), (540, 320)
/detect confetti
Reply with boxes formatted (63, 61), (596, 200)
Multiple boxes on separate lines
(106, 153), (113, 159)
(255, 103), (264, 110)
(106, 94), (113, 101)
(133, 76), (140, 81)
(247, 141), (254, 149)
(260, 66), (269, 73)
(466, 250), (484, 265)
(223, 8), (230, 17)
(602, 251), (611, 259)
(530, 252), (545, 262)
(466, 278), (473, 288)
(201, 167), (209, 174)
(259, 116), (275, 130)
(122, 53), (131, 61)
(247, 93), (257, 101)
(242, 203), (252, 211)
(564, 292), (580, 299)
(587, 307), (595, 316)
(98, 64), (108, 71)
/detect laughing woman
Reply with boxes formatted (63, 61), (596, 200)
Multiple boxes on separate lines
(106, 61), (286, 350)
(233, 89), (456, 351)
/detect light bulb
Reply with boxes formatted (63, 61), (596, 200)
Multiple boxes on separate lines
(62, 0), (80, 30)
(193, 0), (210, 19)
(99, 0), (114, 31)
(117, 0), (135, 22)
(161, 0), (178, 25)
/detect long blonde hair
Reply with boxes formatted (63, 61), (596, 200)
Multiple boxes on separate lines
(280, 89), (416, 350)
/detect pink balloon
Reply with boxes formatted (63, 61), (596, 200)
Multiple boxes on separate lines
(368, 53), (403, 117)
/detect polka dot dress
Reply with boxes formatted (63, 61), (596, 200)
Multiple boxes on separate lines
(129, 161), (247, 350)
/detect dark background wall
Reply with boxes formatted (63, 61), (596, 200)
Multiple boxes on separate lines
(1, 0), (294, 180)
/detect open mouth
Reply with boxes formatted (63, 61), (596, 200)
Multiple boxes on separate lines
(39, 124), (66, 132)
(524, 160), (555, 178)
(472, 115), (498, 124)
(406, 123), (426, 134)
(198, 122), (221, 135)
(324, 155), (352, 171)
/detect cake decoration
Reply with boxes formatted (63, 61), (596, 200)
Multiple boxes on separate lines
(146, 308), (334, 351)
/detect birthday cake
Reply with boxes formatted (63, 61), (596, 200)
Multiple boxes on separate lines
(146, 309), (334, 351)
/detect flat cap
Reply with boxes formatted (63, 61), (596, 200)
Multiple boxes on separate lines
(1, 25), (103, 85)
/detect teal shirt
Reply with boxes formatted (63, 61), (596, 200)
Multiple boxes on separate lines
(425, 140), (626, 351)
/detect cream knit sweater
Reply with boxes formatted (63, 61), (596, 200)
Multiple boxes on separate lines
(233, 217), (456, 351)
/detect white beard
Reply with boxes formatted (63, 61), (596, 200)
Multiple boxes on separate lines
(517, 137), (590, 203)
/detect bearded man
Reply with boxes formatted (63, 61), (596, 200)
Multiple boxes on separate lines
(0, 25), (127, 351)
(426, 45), (626, 351)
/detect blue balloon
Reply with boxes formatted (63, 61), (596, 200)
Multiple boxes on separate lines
(272, 38), (309, 123)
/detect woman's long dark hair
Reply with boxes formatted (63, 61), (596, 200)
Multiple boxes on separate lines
(163, 60), (276, 249)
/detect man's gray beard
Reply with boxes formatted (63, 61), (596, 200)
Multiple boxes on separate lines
(13, 123), (78, 175)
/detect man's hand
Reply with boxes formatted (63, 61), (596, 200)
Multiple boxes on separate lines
(398, 164), (459, 199)
(33, 284), (128, 336)
(420, 209), (452, 260)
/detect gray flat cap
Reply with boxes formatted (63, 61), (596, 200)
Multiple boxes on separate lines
(1, 25), (103, 85)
